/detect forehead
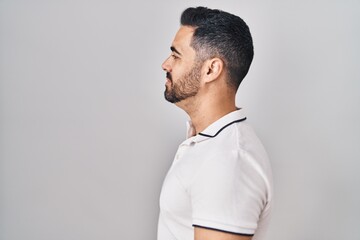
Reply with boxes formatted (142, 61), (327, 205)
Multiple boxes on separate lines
(172, 26), (196, 55)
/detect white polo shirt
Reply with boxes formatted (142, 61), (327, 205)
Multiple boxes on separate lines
(158, 109), (273, 240)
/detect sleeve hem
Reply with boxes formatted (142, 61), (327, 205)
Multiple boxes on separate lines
(192, 219), (255, 236)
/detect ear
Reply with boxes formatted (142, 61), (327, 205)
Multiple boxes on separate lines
(203, 58), (224, 83)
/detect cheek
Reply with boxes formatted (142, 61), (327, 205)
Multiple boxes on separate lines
(172, 67), (186, 80)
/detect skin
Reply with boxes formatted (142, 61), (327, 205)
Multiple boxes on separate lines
(162, 26), (253, 240)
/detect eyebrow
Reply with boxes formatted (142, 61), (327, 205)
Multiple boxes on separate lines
(170, 46), (182, 56)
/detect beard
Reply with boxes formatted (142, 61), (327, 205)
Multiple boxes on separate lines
(164, 62), (202, 103)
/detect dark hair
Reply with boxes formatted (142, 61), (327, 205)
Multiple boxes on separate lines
(181, 7), (254, 90)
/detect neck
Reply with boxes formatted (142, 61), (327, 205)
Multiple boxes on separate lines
(177, 93), (237, 135)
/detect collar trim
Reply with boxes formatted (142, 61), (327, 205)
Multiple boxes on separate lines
(198, 117), (247, 138)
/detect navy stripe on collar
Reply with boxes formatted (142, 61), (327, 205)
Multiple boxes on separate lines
(198, 117), (247, 138)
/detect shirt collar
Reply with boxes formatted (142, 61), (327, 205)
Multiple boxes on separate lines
(185, 109), (247, 144)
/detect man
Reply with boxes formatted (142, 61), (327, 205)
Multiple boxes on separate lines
(158, 7), (273, 240)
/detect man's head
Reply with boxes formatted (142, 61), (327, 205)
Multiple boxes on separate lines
(162, 7), (253, 104)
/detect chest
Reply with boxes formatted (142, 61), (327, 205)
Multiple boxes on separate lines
(159, 144), (205, 220)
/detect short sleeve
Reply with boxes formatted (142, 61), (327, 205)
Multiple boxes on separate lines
(190, 149), (268, 236)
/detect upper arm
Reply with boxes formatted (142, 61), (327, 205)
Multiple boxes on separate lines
(190, 150), (269, 237)
(194, 226), (253, 240)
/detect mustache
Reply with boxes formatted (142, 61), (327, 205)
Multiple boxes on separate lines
(166, 72), (172, 81)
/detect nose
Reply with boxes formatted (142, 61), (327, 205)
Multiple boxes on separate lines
(162, 56), (172, 72)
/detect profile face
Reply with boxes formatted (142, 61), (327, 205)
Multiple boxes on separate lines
(162, 26), (202, 103)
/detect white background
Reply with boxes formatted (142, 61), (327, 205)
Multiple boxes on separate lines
(1, 0), (359, 239)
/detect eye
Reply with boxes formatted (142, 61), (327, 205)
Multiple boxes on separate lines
(171, 53), (179, 59)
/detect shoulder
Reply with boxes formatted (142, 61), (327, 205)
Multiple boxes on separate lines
(190, 121), (273, 200)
